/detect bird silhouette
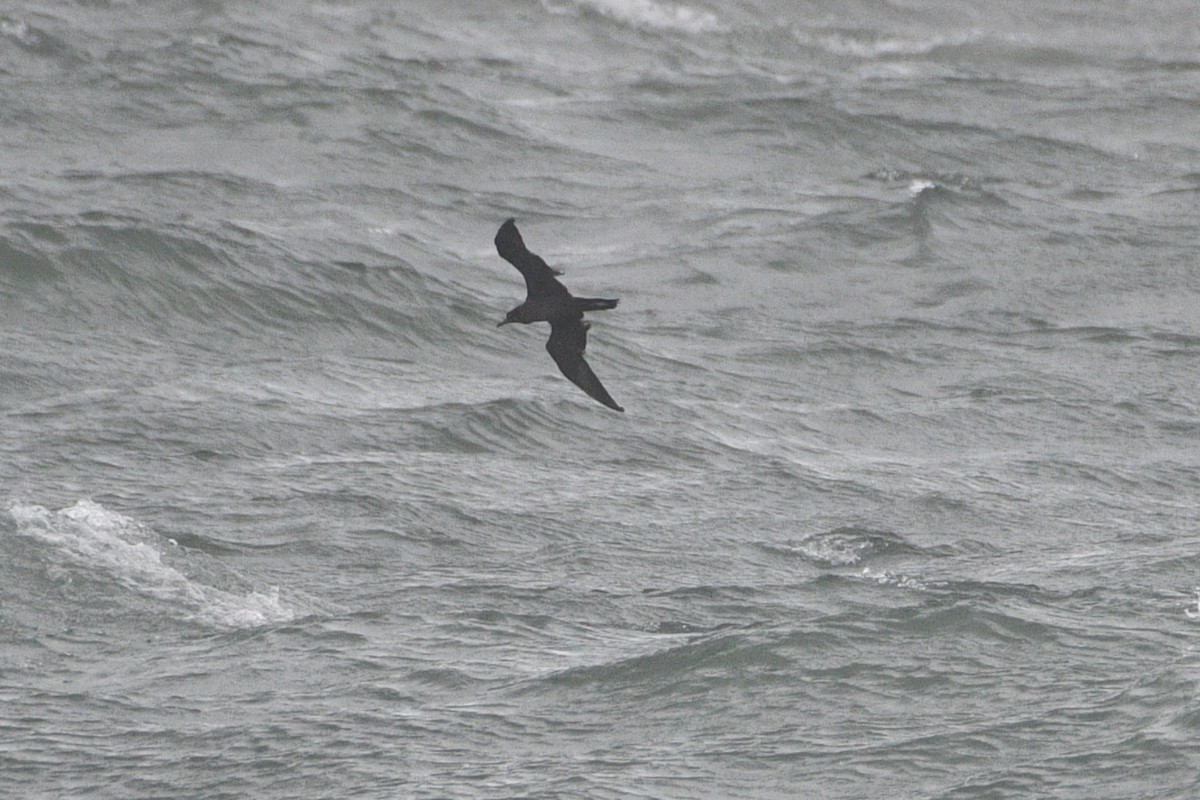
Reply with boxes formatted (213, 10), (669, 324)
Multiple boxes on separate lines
(494, 218), (624, 412)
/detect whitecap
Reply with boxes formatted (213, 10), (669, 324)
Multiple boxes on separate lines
(552, 0), (725, 35)
(7, 499), (297, 629)
(909, 178), (938, 196)
(861, 566), (928, 591)
(765, 527), (915, 568)
(1185, 588), (1200, 619)
(804, 30), (982, 60)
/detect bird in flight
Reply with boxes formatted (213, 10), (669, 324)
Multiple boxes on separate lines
(494, 218), (624, 412)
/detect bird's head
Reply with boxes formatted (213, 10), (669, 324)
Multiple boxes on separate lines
(498, 306), (523, 327)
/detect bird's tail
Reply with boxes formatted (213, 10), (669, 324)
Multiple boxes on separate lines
(576, 297), (619, 313)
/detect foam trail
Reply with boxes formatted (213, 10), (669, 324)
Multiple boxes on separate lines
(8, 499), (296, 629)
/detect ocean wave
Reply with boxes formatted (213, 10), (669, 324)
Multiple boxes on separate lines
(799, 29), (982, 60)
(0, 211), (480, 355)
(7, 499), (297, 629)
(0, 228), (62, 288)
(0, 15), (77, 61)
(761, 526), (920, 568)
(547, 0), (725, 35)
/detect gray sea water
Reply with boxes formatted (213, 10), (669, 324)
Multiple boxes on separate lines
(3, 1), (1200, 797)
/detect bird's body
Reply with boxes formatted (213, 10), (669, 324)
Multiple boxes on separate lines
(493, 219), (624, 412)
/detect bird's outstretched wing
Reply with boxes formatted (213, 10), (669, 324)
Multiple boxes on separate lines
(495, 218), (570, 299)
(546, 318), (624, 412)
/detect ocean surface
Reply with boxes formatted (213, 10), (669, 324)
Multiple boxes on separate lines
(3, 1), (1200, 797)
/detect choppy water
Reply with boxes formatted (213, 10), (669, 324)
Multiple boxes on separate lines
(3, 1), (1200, 797)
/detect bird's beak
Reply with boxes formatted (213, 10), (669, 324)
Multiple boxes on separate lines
(497, 319), (510, 327)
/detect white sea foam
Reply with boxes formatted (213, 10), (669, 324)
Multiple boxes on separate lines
(802, 30), (982, 59)
(861, 567), (928, 591)
(1185, 588), (1200, 619)
(559, 0), (724, 34)
(8, 499), (296, 629)
(792, 531), (876, 567)
(909, 178), (938, 195)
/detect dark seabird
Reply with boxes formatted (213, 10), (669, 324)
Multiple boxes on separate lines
(494, 218), (624, 412)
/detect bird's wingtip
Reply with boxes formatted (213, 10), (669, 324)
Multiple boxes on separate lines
(495, 218), (521, 250)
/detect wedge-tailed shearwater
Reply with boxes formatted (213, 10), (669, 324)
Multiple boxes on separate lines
(494, 218), (624, 412)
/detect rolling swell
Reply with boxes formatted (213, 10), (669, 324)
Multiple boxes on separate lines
(1, 206), (478, 358)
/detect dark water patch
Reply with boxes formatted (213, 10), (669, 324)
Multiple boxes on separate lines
(9, 220), (69, 246)
(186, 448), (234, 463)
(914, 277), (994, 308)
(886, 598), (1065, 645)
(533, 630), (776, 696)
(2, 211), (481, 355)
(407, 667), (477, 689)
(0, 232), (60, 287)
(1067, 186), (1119, 202)
(1146, 330), (1200, 360)
(400, 397), (570, 456)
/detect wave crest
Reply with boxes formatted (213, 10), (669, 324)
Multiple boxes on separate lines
(8, 499), (296, 629)
(550, 0), (724, 34)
